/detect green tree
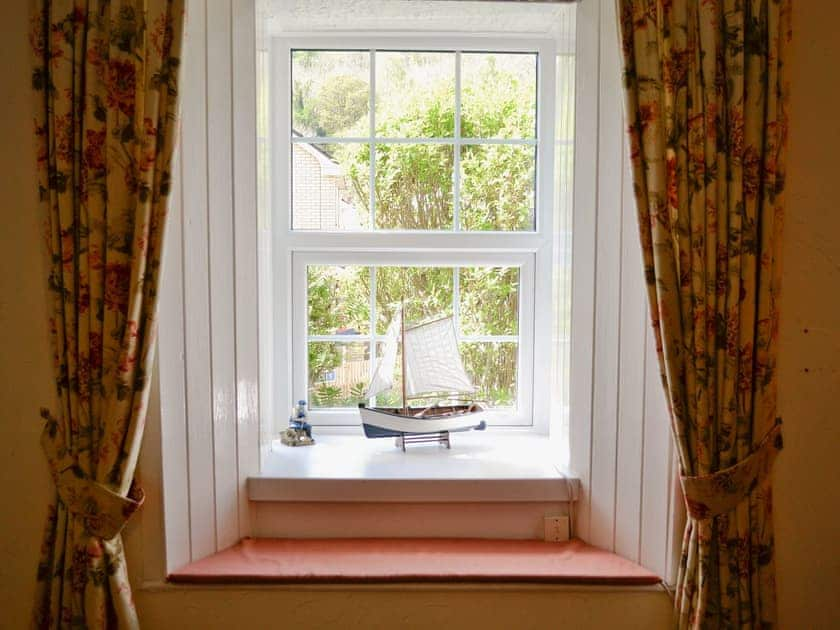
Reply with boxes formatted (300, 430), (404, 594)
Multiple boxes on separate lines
(296, 75), (368, 137)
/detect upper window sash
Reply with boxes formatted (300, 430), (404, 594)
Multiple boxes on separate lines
(270, 35), (557, 240)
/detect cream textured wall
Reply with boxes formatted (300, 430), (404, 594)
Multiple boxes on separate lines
(774, 3), (840, 627)
(0, 1), (57, 628)
(0, 2), (837, 629)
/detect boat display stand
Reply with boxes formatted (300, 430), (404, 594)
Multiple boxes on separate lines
(395, 431), (451, 451)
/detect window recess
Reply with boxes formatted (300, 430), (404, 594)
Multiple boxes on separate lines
(151, 0), (681, 592)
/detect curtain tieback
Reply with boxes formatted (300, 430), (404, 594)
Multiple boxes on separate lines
(40, 409), (145, 540)
(680, 418), (783, 520)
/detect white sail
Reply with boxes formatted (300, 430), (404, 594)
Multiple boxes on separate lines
(403, 316), (475, 397)
(364, 310), (401, 399)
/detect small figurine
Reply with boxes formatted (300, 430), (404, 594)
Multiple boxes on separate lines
(281, 399), (315, 446)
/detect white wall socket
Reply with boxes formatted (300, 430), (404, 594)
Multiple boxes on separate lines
(544, 515), (570, 542)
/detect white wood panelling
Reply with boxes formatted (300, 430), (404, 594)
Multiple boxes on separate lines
(156, 0), (261, 572)
(180, 0), (216, 563)
(568, 0), (599, 546)
(157, 134), (191, 571)
(207, 0), (240, 552)
(613, 139), (647, 562)
(232, 0), (261, 548)
(587, 0), (623, 551)
(639, 327), (674, 573)
(568, 0), (681, 581)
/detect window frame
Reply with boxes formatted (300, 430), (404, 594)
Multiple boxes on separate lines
(270, 35), (558, 432)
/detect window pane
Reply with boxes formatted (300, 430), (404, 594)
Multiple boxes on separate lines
(372, 342), (403, 408)
(461, 53), (537, 139)
(371, 343), (440, 409)
(459, 267), (520, 336)
(375, 266), (453, 335)
(374, 144), (454, 230)
(307, 265), (370, 335)
(460, 144), (536, 231)
(308, 342), (370, 408)
(292, 142), (370, 230)
(291, 50), (369, 138)
(461, 342), (518, 408)
(375, 52), (455, 138)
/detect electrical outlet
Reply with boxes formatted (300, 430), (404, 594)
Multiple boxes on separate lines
(544, 515), (570, 542)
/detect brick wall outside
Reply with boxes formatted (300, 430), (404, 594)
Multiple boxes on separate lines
(292, 144), (342, 230)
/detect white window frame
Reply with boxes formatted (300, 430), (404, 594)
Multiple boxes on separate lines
(270, 35), (558, 431)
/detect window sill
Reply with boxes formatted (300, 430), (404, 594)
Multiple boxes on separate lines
(168, 538), (660, 586)
(248, 432), (579, 503)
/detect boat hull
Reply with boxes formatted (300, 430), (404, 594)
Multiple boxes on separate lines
(358, 404), (487, 438)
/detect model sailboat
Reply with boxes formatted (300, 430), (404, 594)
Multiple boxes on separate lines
(359, 306), (487, 447)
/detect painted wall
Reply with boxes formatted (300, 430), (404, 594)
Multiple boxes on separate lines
(0, 2), (837, 629)
(773, 3), (840, 626)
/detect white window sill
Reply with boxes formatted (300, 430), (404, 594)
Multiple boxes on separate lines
(247, 432), (579, 503)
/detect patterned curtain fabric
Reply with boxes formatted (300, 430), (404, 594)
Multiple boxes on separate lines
(29, 1), (183, 627)
(616, 1), (790, 627)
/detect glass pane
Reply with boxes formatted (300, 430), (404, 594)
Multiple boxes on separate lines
(459, 267), (520, 336)
(375, 52), (455, 138)
(460, 144), (536, 231)
(375, 266), (453, 334)
(374, 144), (454, 230)
(371, 343), (439, 409)
(372, 342), (403, 408)
(461, 53), (537, 139)
(308, 342), (370, 408)
(307, 265), (370, 335)
(292, 142), (370, 231)
(292, 50), (369, 138)
(460, 342), (518, 408)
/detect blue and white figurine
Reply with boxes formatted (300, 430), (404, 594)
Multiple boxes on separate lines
(281, 399), (315, 446)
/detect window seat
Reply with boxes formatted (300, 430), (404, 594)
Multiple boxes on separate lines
(168, 537), (661, 586)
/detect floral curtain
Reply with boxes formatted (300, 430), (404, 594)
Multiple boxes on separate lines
(29, 1), (183, 627)
(617, 1), (790, 627)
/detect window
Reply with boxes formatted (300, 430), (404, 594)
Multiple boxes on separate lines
(268, 38), (562, 428)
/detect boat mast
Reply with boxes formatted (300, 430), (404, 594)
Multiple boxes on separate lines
(401, 299), (408, 415)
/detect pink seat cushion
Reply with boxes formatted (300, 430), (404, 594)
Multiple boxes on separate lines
(169, 538), (661, 585)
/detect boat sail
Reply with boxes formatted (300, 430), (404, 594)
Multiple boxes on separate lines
(359, 307), (487, 445)
(403, 316), (475, 399)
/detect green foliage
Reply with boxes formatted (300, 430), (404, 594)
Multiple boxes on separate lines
(336, 58), (535, 231)
(307, 342), (341, 387)
(460, 143), (534, 231)
(459, 267), (519, 336)
(373, 143), (454, 229)
(310, 381), (369, 408)
(375, 267), (453, 334)
(307, 266), (369, 335)
(295, 74), (369, 137)
(461, 342), (517, 406)
(308, 341), (369, 408)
